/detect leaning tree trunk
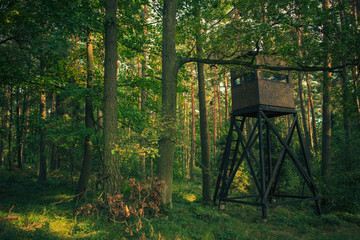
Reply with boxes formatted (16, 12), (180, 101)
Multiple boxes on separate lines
(157, 0), (178, 205)
(103, 0), (121, 195)
(77, 30), (96, 198)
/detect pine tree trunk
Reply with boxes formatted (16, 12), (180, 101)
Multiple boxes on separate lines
(50, 93), (58, 171)
(224, 73), (229, 123)
(1, 86), (10, 167)
(140, 4), (148, 178)
(190, 68), (196, 182)
(306, 73), (319, 150)
(215, 68), (222, 128)
(7, 87), (13, 171)
(157, 0), (178, 205)
(195, 2), (211, 203)
(307, 93), (313, 149)
(103, 0), (121, 195)
(339, 5), (352, 160)
(321, 0), (332, 178)
(298, 73), (312, 152)
(38, 92), (47, 182)
(77, 30), (96, 198)
(297, 27), (312, 153)
(213, 81), (217, 156)
(15, 87), (23, 169)
(183, 94), (189, 175)
(22, 90), (30, 164)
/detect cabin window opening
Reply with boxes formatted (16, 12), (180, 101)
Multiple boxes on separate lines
(261, 71), (289, 83)
(233, 71), (256, 87)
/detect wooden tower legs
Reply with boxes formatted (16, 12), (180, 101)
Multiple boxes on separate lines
(213, 110), (321, 219)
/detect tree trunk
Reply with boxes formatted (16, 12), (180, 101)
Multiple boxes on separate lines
(339, 3), (352, 160)
(296, 27), (312, 153)
(215, 68), (222, 128)
(213, 81), (217, 156)
(77, 30), (96, 198)
(15, 87), (23, 169)
(7, 87), (13, 171)
(306, 73), (319, 150)
(157, 0), (178, 205)
(307, 92), (313, 149)
(139, 4), (148, 178)
(321, 0), (332, 178)
(297, 73), (312, 152)
(195, 2), (211, 203)
(38, 92), (47, 182)
(50, 93), (58, 171)
(1, 86), (10, 167)
(103, 0), (121, 195)
(190, 68), (196, 181)
(183, 93), (189, 176)
(224, 73), (229, 123)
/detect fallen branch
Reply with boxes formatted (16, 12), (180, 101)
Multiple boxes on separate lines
(0, 205), (18, 221)
(51, 192), (83, 205)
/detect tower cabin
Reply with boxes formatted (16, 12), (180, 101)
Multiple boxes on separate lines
(230, 55), (295, 117)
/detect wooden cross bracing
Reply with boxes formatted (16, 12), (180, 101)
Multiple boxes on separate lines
(213, 108), (321, 219)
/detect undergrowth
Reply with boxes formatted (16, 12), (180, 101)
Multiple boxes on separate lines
(0, 167), (360, 239)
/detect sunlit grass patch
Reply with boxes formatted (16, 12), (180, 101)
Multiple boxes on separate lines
(183, 193), (196, 202)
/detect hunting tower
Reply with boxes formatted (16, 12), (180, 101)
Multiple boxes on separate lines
(213, 54), (321, 219)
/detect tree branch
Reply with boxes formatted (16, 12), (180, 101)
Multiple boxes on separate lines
(179, 57), (356, 72)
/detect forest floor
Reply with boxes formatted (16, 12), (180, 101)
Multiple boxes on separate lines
(0, 166), (360, 240)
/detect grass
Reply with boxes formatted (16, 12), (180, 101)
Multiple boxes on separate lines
(0, 167), (360, 239)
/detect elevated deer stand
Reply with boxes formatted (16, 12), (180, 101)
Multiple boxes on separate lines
(213, 56), (321, 219)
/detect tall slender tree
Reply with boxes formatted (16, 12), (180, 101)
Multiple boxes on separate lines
(195, 1), (211, 203)
(103, 0), (121, 195)
(306, 73), (318, 150)
(321, 0), (332, 178)
(77, 30), (96, 198)
(157, 0), (179, 205)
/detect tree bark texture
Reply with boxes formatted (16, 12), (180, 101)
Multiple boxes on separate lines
(321, 0), (332, 178)
(224, 73), (229, 123)
(306, 73), (318, 150)
(77, 31), (96, 198)
(38, 92), (47, 182)
(298, 73), (312, 153)
(195, 2), (211, 203)
(7, 87), (13, 170)
(103, 0), (121, 195)
(157, 0), (178, 205)
(190, 68), (196, 181)
(15, 87), (23, 169)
